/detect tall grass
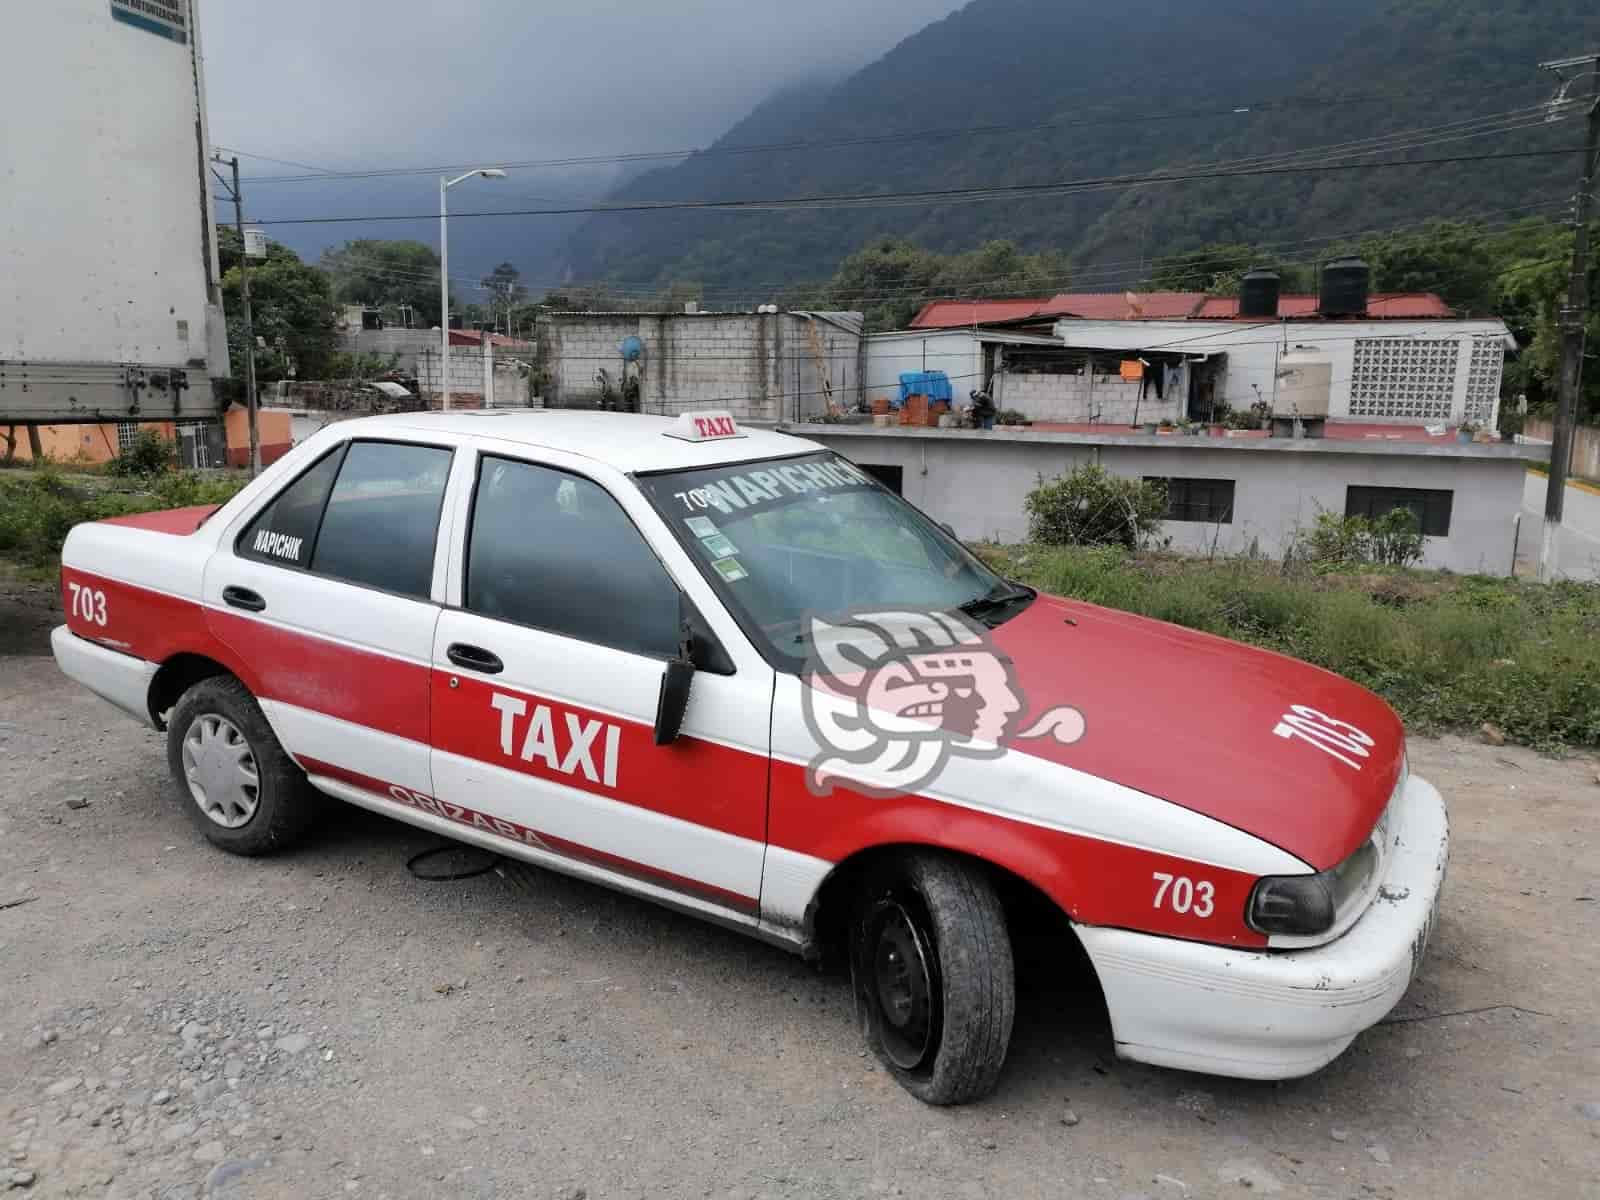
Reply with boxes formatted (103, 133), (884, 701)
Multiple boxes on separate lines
(990, 545), (1600, 751)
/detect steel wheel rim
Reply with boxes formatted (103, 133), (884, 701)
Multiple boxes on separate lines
(870, 899), (938, 1071)
(181, 713), (260, 829)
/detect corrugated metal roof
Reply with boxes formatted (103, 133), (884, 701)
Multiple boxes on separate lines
(909, 299), (1055, 328)
(1044, 292), (1208, 319)
(1194, 293), (1454, 319)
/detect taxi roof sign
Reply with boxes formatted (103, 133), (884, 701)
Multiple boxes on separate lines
(665, 411), (745, 443)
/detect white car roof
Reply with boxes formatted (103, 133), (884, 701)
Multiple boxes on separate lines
(341, 410), (822, 473)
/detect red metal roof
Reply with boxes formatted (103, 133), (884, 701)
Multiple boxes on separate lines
(448, 330), (534, 348)
(908, 291), (1455, 329)
(1194, 293), (1453, 319)
(908, 299), (1055, 329)
(1042, 292), (1208, 320)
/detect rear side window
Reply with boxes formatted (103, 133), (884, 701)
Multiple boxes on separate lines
(238, 440), (453, 600)
(239, 448), (342, 570)
(466, 456), (679, 658)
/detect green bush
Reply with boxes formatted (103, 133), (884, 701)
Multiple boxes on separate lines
(1024, 464), (1168, 550)
(1297, 509), (1423, 569)
(107, 430), (175, 477)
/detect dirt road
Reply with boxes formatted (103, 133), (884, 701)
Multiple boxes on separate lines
(2, 651), (1597, 1199)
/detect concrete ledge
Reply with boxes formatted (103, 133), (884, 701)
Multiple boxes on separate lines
(776, 422), (1548, 461)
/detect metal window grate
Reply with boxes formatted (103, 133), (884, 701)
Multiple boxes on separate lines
(110, 0), (188, 42)
(1145, 476), (1235, 524)
(1347, 337), (1459, 421)
(116, 423), (139, 453)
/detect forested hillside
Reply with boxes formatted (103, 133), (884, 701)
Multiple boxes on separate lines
(557, 0), (1600, 292)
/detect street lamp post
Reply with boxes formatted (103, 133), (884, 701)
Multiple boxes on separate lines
(439, 168), (506, 410)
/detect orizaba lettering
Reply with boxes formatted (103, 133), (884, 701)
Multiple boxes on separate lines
(252, 529), (303, 562)
(490, 692), (622, 787)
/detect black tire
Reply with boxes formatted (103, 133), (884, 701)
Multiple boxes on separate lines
(165, 675), (318, 855)
(850, 851), (1015, 1105)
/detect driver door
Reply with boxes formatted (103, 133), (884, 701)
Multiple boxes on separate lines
(427, 443), (775, 921)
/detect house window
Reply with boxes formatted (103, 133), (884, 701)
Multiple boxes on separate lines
(858, 464), (904, 495)
(116, 422), (140, 453)
(1345, 486), (1453, 537)
(1146, 477), (1234, 524)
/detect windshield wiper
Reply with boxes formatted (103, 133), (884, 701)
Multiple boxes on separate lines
(958, 581), (1035, 627)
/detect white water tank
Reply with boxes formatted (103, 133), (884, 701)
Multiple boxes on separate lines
(1274, 348), (1332, 417)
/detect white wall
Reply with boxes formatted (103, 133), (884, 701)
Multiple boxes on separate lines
(798, 428), (1530, 575)
(1053, 318), (1508, 427)
(863, 331), (984, 407)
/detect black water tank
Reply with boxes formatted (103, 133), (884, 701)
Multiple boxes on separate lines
(1320, 256), (1370, 316)
(1239, 268), (1281, 318)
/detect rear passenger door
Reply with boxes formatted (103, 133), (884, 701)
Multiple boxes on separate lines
(428, 446), (775, 920)
(204, 437), (457, 797)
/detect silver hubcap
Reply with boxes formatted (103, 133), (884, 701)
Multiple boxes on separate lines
(181, 714), (260, 829)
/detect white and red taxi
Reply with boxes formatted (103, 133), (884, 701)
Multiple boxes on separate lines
(52, 409), (1448, 1104)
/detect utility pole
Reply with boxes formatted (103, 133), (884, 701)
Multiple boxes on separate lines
(1538, 53), (1600, 581)
(211, 154), (260, 476)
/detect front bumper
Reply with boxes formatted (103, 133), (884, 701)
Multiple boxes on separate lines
(1076, 770), (1449, 1080)
(51, 625), (158, 729)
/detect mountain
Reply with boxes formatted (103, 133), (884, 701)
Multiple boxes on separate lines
(556, 0), (1600, 293)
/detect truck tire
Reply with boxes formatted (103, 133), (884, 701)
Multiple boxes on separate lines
(850, 851), (1015, 1105)
(165, 676), (317, 855)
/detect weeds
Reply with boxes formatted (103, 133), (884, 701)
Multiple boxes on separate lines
(0, 466), (245, 567)
(986, 543), (1600, 751)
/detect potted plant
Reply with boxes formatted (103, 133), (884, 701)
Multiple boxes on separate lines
(1157, 419), (1177, 435)
(1457, 421), (1479, 444)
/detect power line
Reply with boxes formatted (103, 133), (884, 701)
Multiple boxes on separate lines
(228, 80), (1553, 185)
(247, 147), (1585, 228)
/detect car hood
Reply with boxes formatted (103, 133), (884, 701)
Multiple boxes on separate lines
(989, 592), (1404, 870)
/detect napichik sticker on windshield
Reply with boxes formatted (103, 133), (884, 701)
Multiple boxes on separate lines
(800, 608), (1087, 797)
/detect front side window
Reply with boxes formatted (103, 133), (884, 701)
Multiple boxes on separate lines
(465, 456), (679, 658)
(237, 440), (452, 599)
(636, 452), (1013, 668)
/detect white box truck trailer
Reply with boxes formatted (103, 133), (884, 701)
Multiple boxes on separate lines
(0, 0), (229, 425)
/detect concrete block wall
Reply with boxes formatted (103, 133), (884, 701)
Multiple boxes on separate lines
(993, 372), (1182, 425)
(543, 313), (858, 422)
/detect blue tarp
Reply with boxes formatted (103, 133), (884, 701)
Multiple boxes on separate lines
(897, 370), (954, 406)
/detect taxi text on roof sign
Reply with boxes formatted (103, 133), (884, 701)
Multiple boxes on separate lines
(666, 411), (745, 442)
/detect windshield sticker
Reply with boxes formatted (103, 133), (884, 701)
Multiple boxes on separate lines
(700, 532), (739, 558)
(671, 458), (876, 516)
(711, 556), (750, 583)
(684, 516), (718, 538)
(801, 608), (1087, 798)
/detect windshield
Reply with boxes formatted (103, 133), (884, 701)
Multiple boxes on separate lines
(637, 451), (1022, 668)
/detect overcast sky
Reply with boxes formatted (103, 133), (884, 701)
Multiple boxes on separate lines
(200, 0), (965, 179)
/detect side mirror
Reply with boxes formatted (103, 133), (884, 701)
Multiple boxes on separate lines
(938, 521), (958, 538)
(654, 592), (698, 745)
(654, 657), (694, 745)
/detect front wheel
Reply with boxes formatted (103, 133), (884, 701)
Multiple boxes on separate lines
(851, 852), (1015, 1105)
(165, 676), (317, 855)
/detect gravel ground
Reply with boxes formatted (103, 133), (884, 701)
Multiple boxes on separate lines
(2, 649), (1598, 1200)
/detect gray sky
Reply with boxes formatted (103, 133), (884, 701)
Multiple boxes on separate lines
(200, 0), (966, 177)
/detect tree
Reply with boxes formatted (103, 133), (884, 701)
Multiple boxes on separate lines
(321, 240), (443, 326)
(220, 233), (338, 384)
(479, 261), (527, 331)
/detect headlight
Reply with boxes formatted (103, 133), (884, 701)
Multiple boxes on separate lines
(1247, 840), (1380, 936)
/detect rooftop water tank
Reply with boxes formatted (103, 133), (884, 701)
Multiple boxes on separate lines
(1319, 256), (1370, 317)
(1274, 347), (1332, 417)
(1239, 268), (1281, 318)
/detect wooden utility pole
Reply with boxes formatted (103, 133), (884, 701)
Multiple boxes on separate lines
(211, 154), (261, 476)
(1538, 53), (1600, 581)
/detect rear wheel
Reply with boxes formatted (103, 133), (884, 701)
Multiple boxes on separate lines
(851, 851), (1015, 1105)
(165, 676), (317, 855)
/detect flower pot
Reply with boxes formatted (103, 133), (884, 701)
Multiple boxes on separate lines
(1207, 424), (1225, 438)
(1142, 422), (1158, 434)
(1456, 430), (1473, 444)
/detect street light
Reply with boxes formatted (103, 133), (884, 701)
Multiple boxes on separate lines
(439, 168), (506, 411)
